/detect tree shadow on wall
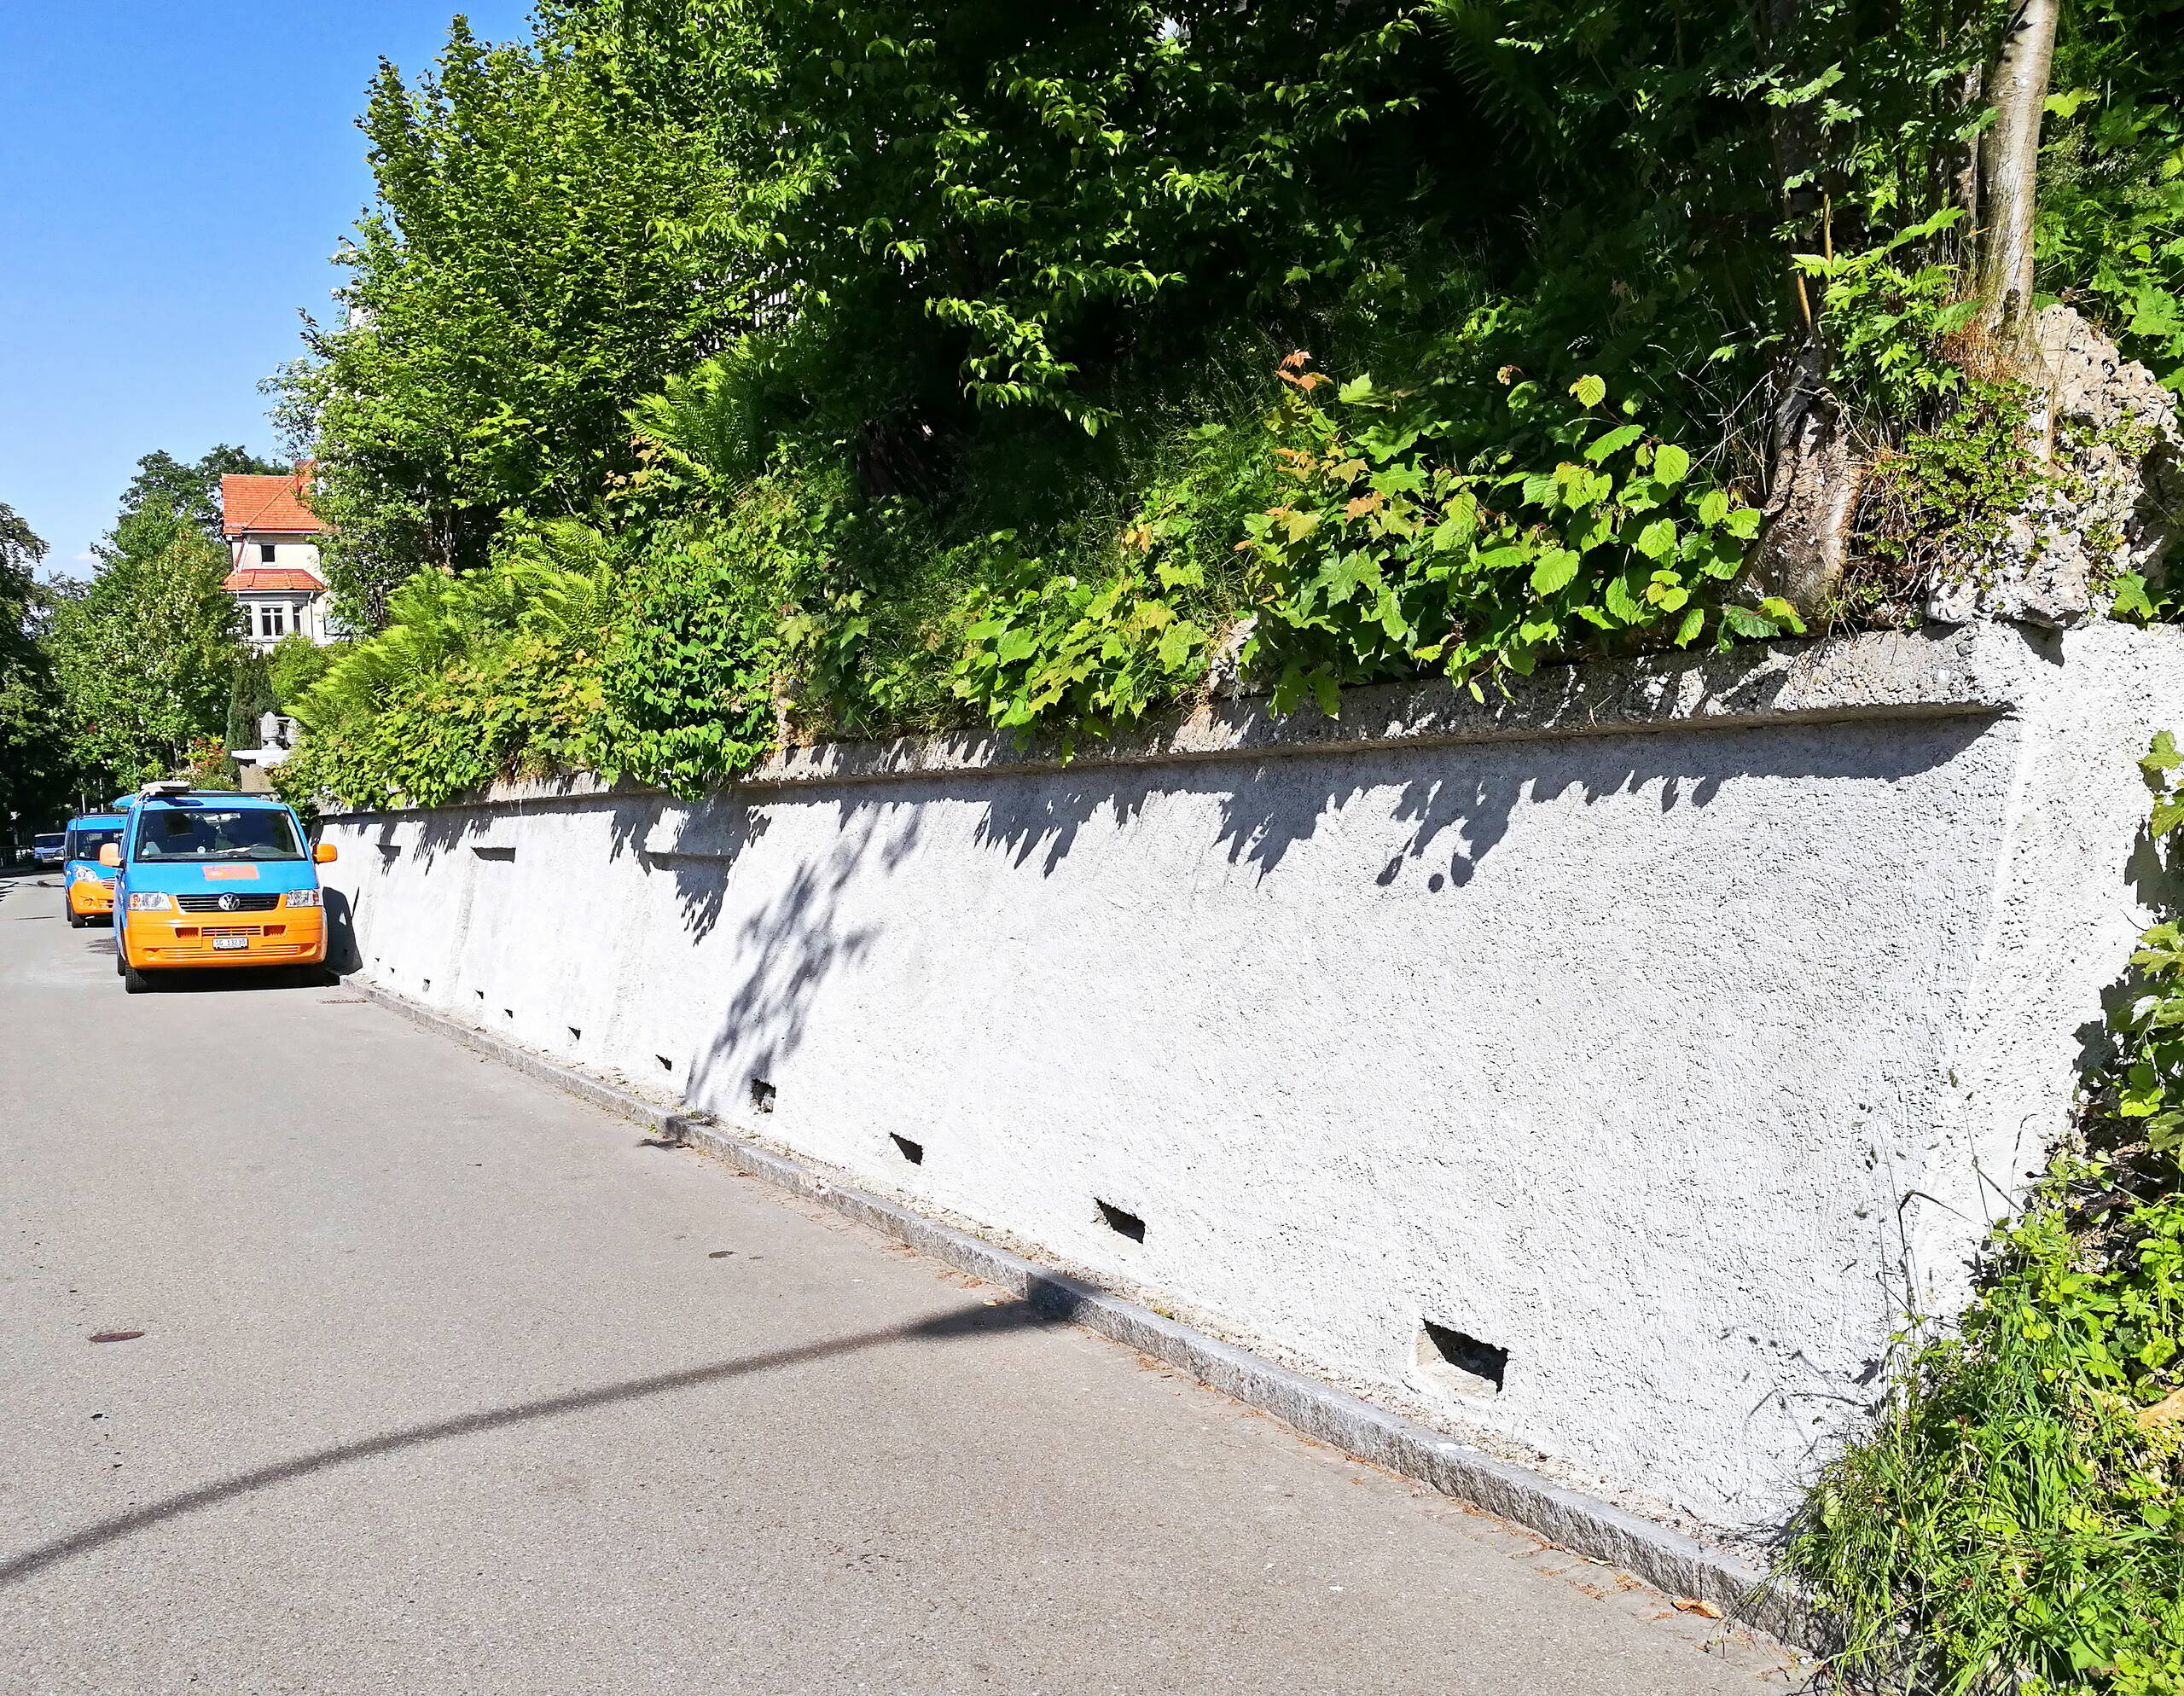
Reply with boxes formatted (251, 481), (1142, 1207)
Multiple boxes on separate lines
(684, 804), (915, 1107)
(398, 804), (510, 872)
(968, 713), (1999, 887)
(603, 798), (771, 946)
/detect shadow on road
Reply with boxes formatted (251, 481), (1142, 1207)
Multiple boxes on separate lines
(0, 1298), (1066, 1589)
(115, 967), (340, 994)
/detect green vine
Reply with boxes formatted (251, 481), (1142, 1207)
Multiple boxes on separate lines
(1237, 357), (1794, 714)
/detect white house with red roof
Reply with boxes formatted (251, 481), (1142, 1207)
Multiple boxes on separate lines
(219, 467), (333, 651)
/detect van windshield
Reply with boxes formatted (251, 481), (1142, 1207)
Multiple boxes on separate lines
(133, 808), (304, 863)
(67, 828), (121, 860)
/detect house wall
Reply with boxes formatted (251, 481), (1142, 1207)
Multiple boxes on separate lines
(229, 534), (329, 647)
(231, 537), (322, 573)
(314, 623), (2184, 1535)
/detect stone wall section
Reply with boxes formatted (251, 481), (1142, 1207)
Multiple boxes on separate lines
(317, 623), (2184, 1536)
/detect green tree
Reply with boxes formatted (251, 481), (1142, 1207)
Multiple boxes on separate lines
(276, 10), (762, 626)
(0, 500), (73, 838)
(274, 0), (2184, 803)
(265, 631), (334, 709)
(226, 650), (279, 752)
(44, 521), (244, 795)
(105, 445), (284, 550)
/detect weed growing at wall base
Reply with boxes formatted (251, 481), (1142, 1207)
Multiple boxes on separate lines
(1780, 741), (2184, 1696)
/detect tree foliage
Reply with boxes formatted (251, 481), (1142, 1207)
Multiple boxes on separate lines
(277, 0), (2184, 805)
(276, 12), (763, 626)
(104, 445), (282, 552)
(265, 632), (334, 710)
(0, 500), (71, 836)
(42, 496), (245, 796)
(226, 650), (279, 753)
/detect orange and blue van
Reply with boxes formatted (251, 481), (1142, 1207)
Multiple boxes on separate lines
(61, 813), (125, 926)
(104, 782), (337, 993)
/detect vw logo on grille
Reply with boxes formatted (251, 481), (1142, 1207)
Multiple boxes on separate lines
(218, 893), (240, 912)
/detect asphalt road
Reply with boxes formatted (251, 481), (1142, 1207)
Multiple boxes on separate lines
(0, 870), (1797, 1694)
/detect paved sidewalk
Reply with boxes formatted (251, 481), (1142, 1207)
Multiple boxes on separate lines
(0, 876), (1800, 1693)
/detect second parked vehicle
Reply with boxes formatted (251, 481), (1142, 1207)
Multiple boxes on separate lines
(61, 813), (125, 926)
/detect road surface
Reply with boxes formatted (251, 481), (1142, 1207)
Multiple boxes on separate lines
(0, 869), (1797, 1693)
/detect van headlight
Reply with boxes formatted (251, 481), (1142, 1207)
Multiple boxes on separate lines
(283, 889), (322, 908)
(125, 892), (173, 912)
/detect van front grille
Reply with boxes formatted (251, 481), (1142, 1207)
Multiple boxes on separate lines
(176, 893), (281, 913)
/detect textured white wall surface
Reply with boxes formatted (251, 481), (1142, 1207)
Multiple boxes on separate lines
(317, 624), (2184, 1534)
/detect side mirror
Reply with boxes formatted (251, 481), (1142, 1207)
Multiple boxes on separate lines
(98, 844), (122, 868)
(314, 842), (338, 864)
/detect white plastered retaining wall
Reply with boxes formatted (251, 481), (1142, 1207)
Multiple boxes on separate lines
(316, 621), (2184, 1537)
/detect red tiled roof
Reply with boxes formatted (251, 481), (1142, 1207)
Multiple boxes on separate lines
(222, 568), (325, 593)
(220, 467), (324, 537)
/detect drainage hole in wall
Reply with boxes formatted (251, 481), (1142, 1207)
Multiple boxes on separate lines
(421, 978), (430, 992)
(502, 1008), (514, 1020)
(1416, 1320), (1507, 1395)
(656, 1054), (675, 1073)
(750, 1078), (776, 1112)
(567, 1026), (582, 1043)
(474, 990), (485, 1002)
(890, 1134), (924, 1165)
(1095, 1199), (1146, 1242)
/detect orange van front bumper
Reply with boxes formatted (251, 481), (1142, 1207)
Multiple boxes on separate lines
(121, 907), (326, 968)
(67, 878), (114, 916)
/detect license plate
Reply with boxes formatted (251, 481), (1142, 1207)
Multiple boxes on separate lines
(212, 938), (248, 950)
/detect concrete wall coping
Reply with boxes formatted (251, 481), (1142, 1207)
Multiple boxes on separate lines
(322, 624), (2056, 819)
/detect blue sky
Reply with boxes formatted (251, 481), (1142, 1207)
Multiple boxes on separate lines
(0, 3), (536, 574)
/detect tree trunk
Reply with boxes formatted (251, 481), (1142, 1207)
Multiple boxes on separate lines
(1973, 0), (2059, 349)
(1752, 340), (1865, 616)
(1749, 0), (1862, 618)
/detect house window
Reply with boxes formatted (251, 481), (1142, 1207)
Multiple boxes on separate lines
(258, 603), (288, 640)
(259, 543), (277, 563)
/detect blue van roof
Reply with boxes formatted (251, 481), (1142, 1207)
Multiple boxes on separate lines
(137, 793), (292, 810)
(67, 814), (125, 828)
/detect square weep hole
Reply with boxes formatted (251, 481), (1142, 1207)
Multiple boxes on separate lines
(749, 1077), (776, 1113)
(1416, 1319), (1507, 1396)
(890, 1134), (924, 1165)
(1095, 1199), (1146, 1242)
